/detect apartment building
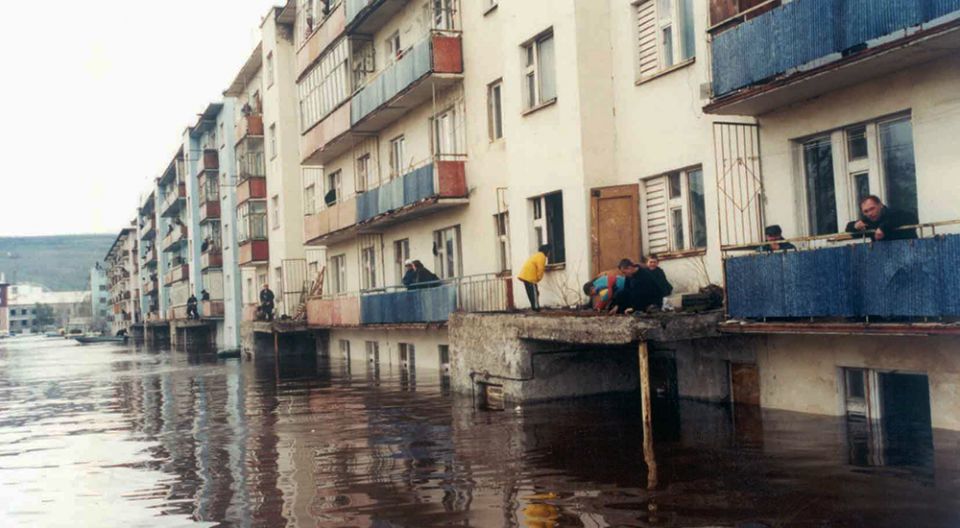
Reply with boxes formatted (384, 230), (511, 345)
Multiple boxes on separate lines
(89, 264), (110, 333)
(105, 226), (139, 336)
(158, 149), (190, 322)
(0, 275), (8, 335)
(698, 0), (960, 442)
(137, 188), (161, 323)
(228, 5), (312, 326)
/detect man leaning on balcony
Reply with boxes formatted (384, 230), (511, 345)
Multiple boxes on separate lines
(845, 195), (918, 241)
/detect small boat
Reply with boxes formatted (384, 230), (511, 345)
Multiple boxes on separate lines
(45, 332), (63, 338)
(73, 335), (129, 345)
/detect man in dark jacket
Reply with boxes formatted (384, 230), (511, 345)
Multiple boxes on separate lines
(845, 195), (917, 241)
(412, 260), (441, 289)
(613, 259), (662, 314)
(643, 255), (673, 306)
(401, 259), (419, 289)
(259, 284), (275, 321)
(186, 295), (199, 320)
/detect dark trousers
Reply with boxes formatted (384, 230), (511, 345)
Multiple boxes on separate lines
(260, 302), (274, 321)
(187, 305), (199, 320)
(520, 280), (539, 311)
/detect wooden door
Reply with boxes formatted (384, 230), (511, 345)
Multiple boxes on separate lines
(730, 362), (760, 405)
(591, 185), (641, 275)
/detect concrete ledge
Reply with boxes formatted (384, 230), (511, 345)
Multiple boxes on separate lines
(251, 321), (311, 334)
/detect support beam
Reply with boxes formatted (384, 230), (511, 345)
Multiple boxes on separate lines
(639, 340), (657, 489)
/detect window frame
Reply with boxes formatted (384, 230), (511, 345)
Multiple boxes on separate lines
(389, 135), (407, 179)
(521, 30), (556, 111)
(529, 191), (566, 265)
(494, 212), (511, 273)
(329, 254), (347, 295)
(433, 225), (463, 280)
(488, 79), (504, 141)
(640, 166), (707, 256)
(633, 0), (696, 82)
(393, 238), (410, 285)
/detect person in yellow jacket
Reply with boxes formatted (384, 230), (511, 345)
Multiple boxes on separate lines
(517, 244), (550, 311)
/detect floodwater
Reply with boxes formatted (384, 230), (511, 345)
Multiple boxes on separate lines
(0, 337), (958, 527)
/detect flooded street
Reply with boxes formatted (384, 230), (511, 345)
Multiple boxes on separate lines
(0, 337), (958, 527)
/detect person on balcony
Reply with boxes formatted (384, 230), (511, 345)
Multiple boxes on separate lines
(583, 272), (626, 312)
(186, 295), (199, 320)
(407, 260), (441, 289)
(201, 289), (210, 302)
(402, 259), (419, 289)
(614, 259), (662, 314)
(517, 245), (551, 311)
(259, 284), (275, 322)
(643, 255), (674, 307)
(757, 225), (797, 252)
(845, 195), (918, 241)
(200, 238), (209, 253)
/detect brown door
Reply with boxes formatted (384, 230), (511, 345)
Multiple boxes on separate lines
(730, 362), (761, 405)
(591, 185), (641, 275)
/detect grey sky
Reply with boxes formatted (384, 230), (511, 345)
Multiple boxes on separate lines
(0, 0), (280, 237)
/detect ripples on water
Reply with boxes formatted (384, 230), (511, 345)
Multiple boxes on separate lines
(0, 336), (957, 527)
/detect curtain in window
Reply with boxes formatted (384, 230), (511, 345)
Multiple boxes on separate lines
(538, 36), (557, 102)
(804, 138), (837, 235)
(879, 118), (918, 219)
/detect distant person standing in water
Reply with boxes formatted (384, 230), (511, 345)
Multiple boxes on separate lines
(517, 245), (550, 311)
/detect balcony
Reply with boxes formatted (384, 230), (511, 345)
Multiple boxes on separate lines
(239, 240), (269, 266)
(360, 274), (513, 325)
(237, 177), (267, 205)
(201, 250), (222, 270)
(197, 149), (219, 174)
(201, 300), (224, 319)
(235, 114), (264, 144)
(199, 200), (221, 222)
(707, 0), (960, 115)
(345, 0), (407, 35)
(297, 1), (347, 79)
(724, 235), (960, 319)
(161, 224), (188, 253)
(167, 305), (188, 321)
(164, 264), (189, 287)
(304, 195), (358, 245)
(351, 33), (463, 132)
(356, 159), (467, 225)
(306, 294), (361, 328)
(144, 278), (158, 295)
(143, 246), (157, 267)
(300, 99), (352, 166)
(140, 217), (156, 240)
(160, 183), (187, 217)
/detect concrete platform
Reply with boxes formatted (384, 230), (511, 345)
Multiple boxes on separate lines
(449, 310), (725, 404)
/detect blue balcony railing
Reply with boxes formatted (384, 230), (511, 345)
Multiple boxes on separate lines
(711, 0), (960, 97)
(359, 274), (513, 325)
(357, 163), (436, 223)
(351, 36), (433, 126)
(725, 235), (960, 319)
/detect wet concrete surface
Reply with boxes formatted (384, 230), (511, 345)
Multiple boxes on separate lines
(0, 336), (958, 527)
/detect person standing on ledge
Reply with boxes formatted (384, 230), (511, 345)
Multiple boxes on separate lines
(845, 195), (918, 241)
(517, 244), (550, 311)
(259, 283), (275, 322)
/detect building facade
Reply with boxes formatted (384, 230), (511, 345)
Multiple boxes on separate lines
(89, 264), (110, 333)
(105, 227), (140, 336)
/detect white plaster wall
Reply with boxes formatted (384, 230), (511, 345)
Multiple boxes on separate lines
(329, 327), (450, 372)
(757, 334), (960, 431)
(757, 54), (960, 238)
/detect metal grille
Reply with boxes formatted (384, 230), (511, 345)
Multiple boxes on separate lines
(281, 258), (308, 317)
(713, 122), (765, 248)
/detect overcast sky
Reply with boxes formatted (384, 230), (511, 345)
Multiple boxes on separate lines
(0, 0), (280, 237)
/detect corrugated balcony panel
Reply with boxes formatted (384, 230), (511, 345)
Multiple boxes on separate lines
(239, 240), (269, 266)
(300, 102), (352, 164)
(201, 301), (225, 319)
(235, 114), (264, 143)
(237, 177), (267, 205)
(710, 0), (960, 97)
(726, 235), (960, 319)
(351, 36), (433, 125)
(199, 200), (221, 221)
(360, 285), (457, 324)
(304, 197), (358, 243)
(306, 296), (361, 327)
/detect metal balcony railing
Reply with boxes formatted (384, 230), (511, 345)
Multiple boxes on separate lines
(359, 273), (513, 324)
(723, 221), (960, 319)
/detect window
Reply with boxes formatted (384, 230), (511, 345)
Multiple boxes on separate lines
(360, 244), (379, 290)
(325, 169), (342, 207)
(238, 201), (268, 242)
(365, 341), (380, 364)
(246, 278), (254, 303)
(399, 343), (415, 370)
(799, 115), (917, 235)
(203, 174), (219, 202)
(635, 0), (695, 79)
(268, 124), (277, 159)
(270, 195), (280, 229)
(339, 339), (351, 359)
(386, 31), (401, 62)
(357, 153), (378, 191)
(641, 167), (706, 254)
(266, 52), (275, 87)
(433, 0), (453, 30)
(433, 226), (462, 279)
(330, 254), (347, 294)
(389, 136), (406, 179)
(494, 212), (511, 272)
(302, 167), (322, 215)
(394, 239), (410, 285)
(438, 345), (451, 372)
(298, 39), (350, 132)
(488, 80), (504, 140)
(432, 108), (458, 157)
(522, 31), (556, 110)
(529, 192), (566, 264)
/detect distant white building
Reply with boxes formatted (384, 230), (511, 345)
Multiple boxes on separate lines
(6, 283), (88, 334)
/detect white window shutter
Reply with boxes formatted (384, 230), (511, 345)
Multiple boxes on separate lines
(636, 1), (659, 78)
(643, 177), (670, 254)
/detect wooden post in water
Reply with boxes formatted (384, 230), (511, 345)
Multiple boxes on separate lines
(639, 340), (657, 490)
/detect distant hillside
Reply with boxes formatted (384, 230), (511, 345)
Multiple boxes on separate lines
(0, 234), (116, 291)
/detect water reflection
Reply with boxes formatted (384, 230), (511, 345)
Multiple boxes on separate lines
(0, 336), (957, 527)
